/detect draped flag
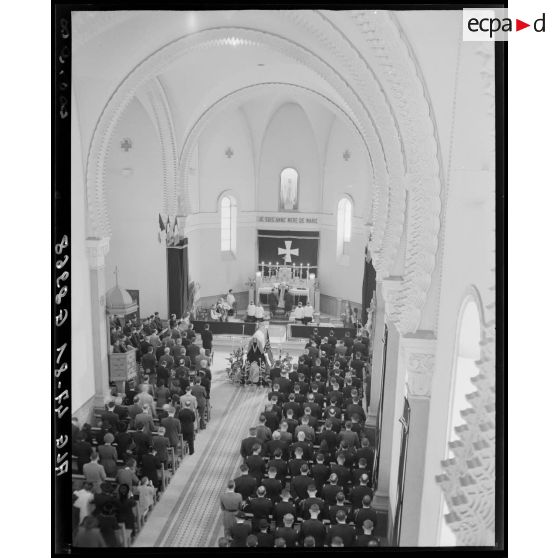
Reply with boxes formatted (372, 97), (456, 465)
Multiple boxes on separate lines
(361, 233), (377, 324)
(264, 327), (273, 363)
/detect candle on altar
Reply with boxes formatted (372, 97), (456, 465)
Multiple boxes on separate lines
(307, 264), (310, 278)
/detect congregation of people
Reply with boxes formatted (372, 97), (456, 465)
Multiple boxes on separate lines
(72, 312), (216, 547)
(219, 327), (379, 548)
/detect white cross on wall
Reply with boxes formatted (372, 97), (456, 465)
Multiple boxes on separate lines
(278, 240), (299, 263)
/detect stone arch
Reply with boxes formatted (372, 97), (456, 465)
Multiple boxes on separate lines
(84, 19), (442, 334)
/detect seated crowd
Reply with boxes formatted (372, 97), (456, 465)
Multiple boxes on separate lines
(72, 313), (214, 547)
(220, 328), (379, 548)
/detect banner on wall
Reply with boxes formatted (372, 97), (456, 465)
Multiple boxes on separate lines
(257, 229), (320, 273)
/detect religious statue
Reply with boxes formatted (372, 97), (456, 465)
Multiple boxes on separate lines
(280, 168), (298, 211)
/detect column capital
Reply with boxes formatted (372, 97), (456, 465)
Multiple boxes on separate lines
(401, 332), (437, 398)
(86, 236), (110, 270)
(380, 276), (403, 320)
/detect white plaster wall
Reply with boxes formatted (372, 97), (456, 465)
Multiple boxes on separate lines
(320, 117), (370, 301)
(258, 103), (321, 213)
(104, 98), (168, 318)
(71, 88), (96, 413)
(185, 107), (257, 298)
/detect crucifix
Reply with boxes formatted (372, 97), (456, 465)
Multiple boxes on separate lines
(120, 138), (132, 152)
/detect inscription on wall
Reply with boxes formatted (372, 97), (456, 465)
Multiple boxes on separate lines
(257, 215), (318, 224)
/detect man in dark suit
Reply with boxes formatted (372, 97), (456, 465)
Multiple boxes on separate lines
(322, 474), (343, 506)
(141, 446), (162, 488)
(310, 358), (326, 380)
(269, 362), (283, 384)
(330, 455), (351, 491)
(201, 324), (213, 352)
(160, 407), (181, 450)
(276, 371), (292, 396)
(131, 428), (151, 465)
(262, 404), (280, 433)
(350, 474), (374, 509)
(256, 519), (275, 547)
(72, 433), (93, 474)
(101, 401), (119, 431)
(191, 377), (208, 429)
(186, 341), (201, 360)
(261, 467), (283, 503)
(273, 490), (296, 526)
(178, 400), (196, 455)
(240, 427), (264, 459)
(230, 512), (252, 547)
(268, 449), (288, 483)
(288, 447), (308, 477)
(234, 464), (258, 502)
(328, 491), (353, 524)
(353, 495), (377, 533)
(291, 464), (314, 501)
(245, 444), (266, 484)
(355, 438), (375, 475)
(264, 431), (287, 459)
(326, 510), (356, 547)
(310, 454), (330, 494)
(275, 514), (298, 547)
(245, 486), (274, 525)
(299, 504), (327, 547)
(298, 484), (327, 520)
(290, 432), (313, 460)
(284, 409), (299, 436)
(283, 394), (301, 420)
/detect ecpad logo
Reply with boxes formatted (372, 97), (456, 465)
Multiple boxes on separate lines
(463, 9), (546, 41)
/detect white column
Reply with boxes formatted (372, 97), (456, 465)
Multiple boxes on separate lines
(86, 237), (111, 406)
(398, 334), (437, 547)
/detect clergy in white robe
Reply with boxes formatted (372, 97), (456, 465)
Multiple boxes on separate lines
(303, 302), (314, 324)
(294, 302), (304, 323)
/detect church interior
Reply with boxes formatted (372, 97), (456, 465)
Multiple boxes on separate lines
(70, 9), (496, 548)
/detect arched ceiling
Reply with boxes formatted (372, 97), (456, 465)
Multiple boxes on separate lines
(74, 9), (444, 335)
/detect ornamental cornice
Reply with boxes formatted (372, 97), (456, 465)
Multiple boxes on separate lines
(349, 10), (443, 334)
(144, 78), (178, 216)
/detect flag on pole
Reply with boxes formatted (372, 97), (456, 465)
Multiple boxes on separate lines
(172, 216), (179, 245)
(264, 327), (273, 363)
(158, 214), (165, 244)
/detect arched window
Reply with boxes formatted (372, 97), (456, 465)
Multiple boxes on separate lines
(337, 197), (352, 258)
(220, 195), (237, 253)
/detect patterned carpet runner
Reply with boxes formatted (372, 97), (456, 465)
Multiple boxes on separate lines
(134, 368), (268, 547)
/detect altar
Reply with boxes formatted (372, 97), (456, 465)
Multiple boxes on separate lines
(254, 263), (319, 312)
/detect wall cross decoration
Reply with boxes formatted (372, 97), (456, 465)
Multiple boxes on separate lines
(120, 138), (133, 152)
(225, 147), (234, 158)
(343, 149), (351, 161)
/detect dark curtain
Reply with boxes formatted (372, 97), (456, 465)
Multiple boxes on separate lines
(167, 239), (189, 318)
(258, 230), (319, 273)
(361, 245), (377, 323)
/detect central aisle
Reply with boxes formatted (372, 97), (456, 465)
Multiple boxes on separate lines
(133, 350), (269, 547)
